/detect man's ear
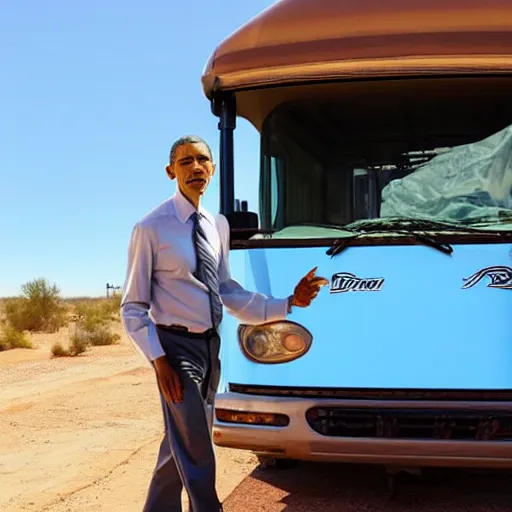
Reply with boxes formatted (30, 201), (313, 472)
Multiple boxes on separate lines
(211, 163), (216, 176)
(165, 164), (175, 180)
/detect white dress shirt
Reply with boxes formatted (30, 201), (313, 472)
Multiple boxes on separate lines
(121, 187), (290, 363)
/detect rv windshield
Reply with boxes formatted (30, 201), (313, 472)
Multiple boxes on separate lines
(257, 79), (512, 240)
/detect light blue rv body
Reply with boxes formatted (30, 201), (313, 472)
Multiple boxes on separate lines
(218, 243), (512, 391)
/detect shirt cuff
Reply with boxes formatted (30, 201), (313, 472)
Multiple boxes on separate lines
(265, 297), (290, 323)
(147, 321), (166, 361)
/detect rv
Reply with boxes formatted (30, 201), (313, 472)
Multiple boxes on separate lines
(201, 0), (512, 468)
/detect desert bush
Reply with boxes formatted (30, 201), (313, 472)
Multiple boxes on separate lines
(71, 299), (120, 348)
(50, 296), (120, 357)
(4, 278), (68, 333)
(3, 298), (27, 331)
(51, 341), (68, 357)
(69, 334), (89, 355)
(74, 301), (108, 330)
(0, 324), (32, 351)
(99, 295), (122, 320)
(87, 326), (120, 346)
(51, 335), (88, 357)
(73, 327), (120, 347)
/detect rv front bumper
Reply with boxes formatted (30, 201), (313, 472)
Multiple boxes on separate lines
(212, 391), (512, 468)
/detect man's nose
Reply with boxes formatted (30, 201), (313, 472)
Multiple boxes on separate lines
(191, 159), (204, 172)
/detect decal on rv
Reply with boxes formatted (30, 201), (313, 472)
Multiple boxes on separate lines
(330, 272), (385, 294)
(462, 266), (512, 290)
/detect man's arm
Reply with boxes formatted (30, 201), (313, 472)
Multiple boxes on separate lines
(121, 223), (183, 403)
(216, 215), (329, 323)
(216, 215), (291, 324)
(120, 223), (165, 362)
(219, 268), (291, 324)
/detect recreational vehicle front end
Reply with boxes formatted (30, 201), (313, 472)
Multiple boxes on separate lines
(202, 0), (512, 468)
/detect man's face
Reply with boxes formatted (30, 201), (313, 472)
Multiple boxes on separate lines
(166, 142), (215, 203)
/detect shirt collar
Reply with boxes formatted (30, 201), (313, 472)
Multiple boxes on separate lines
(172, 186), (215, 226)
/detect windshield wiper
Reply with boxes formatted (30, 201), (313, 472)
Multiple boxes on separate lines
(327, 230), (453, 257)
(286, 221), (453, 257)
(259, 220), (504, 256)
(326, 217), (463, 257)
(327, 214), (512, 257)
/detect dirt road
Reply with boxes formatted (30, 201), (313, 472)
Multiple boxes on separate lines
(2, 325), (511, 511)
(0, 326), (257, 512)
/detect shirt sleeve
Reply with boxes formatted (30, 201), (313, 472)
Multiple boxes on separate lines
(216, 214), (290, 324)
(120, 223), (165, 362)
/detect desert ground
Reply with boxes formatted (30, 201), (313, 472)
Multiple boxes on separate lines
(0, 324), (258, 511)
(2, 323), (511, 512)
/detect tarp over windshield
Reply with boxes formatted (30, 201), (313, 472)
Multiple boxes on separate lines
(380, 124), (512, 224)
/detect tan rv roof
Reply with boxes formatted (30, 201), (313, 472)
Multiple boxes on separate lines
(201, 0), (512, 98)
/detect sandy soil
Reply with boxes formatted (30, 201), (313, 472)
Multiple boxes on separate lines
(3, 323), (511, 512)
(0, 324), (258, 512)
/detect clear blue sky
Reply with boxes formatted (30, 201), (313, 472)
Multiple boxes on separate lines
(1, 0), (274, 298)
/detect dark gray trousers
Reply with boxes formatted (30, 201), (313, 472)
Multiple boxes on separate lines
(142, 327), (222, 512)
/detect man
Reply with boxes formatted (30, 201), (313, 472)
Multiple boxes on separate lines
(121, 135), (328, 512)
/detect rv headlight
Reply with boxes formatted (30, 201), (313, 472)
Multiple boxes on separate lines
(238, 321), (313, 364)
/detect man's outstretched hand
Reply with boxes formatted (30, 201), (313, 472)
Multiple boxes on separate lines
(291, 267), (329, 308)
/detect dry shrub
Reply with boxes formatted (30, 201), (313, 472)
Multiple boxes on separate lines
(0, 324), (32, 351)
(83, 327), (120, 346)
(69, 335), (89, 355)
(51, 335), (88, 357)
(52, 298), (120, 357)
(99, 294), (122, 320)
(73, 300), (120, 346)
(72, 323), (120, 348)
(4, 278), (68, 334)
(51, 342), (68, 357)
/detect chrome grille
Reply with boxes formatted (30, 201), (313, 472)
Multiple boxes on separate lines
(306, 407), (512, 441)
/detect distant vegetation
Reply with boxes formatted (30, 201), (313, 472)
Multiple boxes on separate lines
(0, 278), (122, 356)
(53, 296), (121, 357)
(3, 278), (68, 334)
(0, 278), (66, 351)
(0, 324), (32, 351)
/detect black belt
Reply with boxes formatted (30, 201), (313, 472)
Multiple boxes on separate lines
(156, 324), (216, 339)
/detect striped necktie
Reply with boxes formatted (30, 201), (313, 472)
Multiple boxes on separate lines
(192, 212), (223, 328)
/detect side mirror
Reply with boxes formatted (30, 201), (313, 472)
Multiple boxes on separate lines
(225, 199), (259, 240)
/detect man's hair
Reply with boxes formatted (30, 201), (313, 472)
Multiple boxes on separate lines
(168, 135), (213, 165)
